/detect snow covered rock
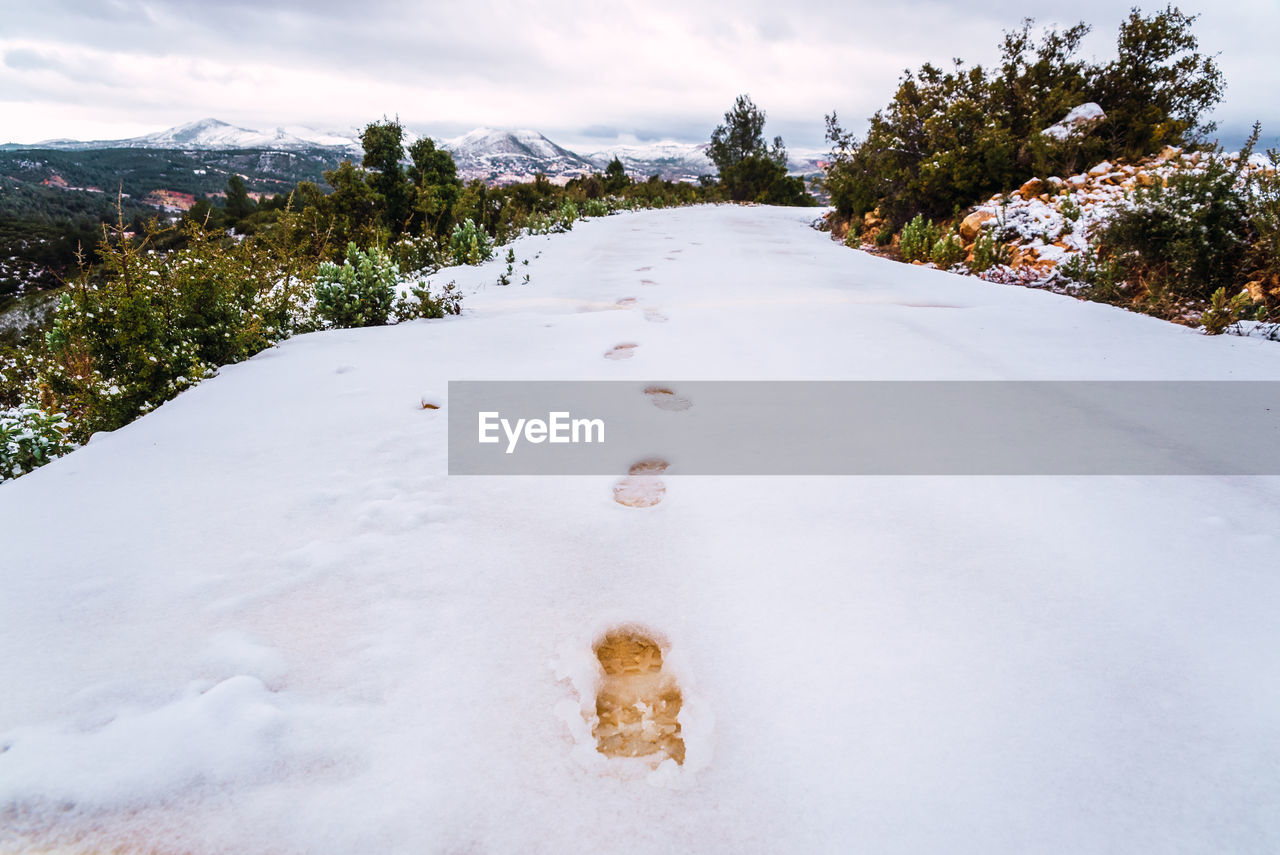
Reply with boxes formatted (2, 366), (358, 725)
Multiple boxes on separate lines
(1041, 103), (1106, 141)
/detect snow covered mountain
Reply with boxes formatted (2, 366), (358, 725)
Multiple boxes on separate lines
(8, 118), (826, 184)
(585, 141), (714, 182)
(24, 118), (361, 153)
(440, 128), (597, 184)
(4, 206), (1280, 854)
(584, 141), (829, 182)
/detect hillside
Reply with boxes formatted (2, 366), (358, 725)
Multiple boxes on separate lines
(3, 206), (1279, 854)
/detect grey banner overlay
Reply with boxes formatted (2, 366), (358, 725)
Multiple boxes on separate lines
(447, 381), (1280, 475)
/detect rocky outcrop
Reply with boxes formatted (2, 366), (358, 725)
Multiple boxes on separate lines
(962, 146), (1270, 288)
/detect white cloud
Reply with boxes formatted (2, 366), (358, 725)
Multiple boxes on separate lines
(0, 0), (1275, 149)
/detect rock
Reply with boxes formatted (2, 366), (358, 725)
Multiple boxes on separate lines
(1135, 172), (1160, 188)
(1089, 161), (1113, 176)
(1246, 280), (1266, 303)
(959, 210), (995, 241)
(1041, 103), (1106, 141)
(1018, 178), (1046, 198)
(1009, 246), (1041, 268)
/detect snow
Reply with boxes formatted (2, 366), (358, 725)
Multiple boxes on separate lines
(1042, 103), (1106, 141)
(3, 206), (1280, 853)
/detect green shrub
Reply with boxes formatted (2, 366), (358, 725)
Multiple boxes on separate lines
(556, 200), (581, 230)
(1200, 286), (1256, 335)
(971, 229), (1012, 272)
(582, 198), (610, 218)
(314, 242), (399, 328)
(38, 218), (317, 439)
(448, 218), (494, 266)
(1092, 151), (1249, 305)
(1244, 141), (1280, 299)
(1061, 245), (1127, 302)
(899, 214), (940, 262)
(0, 403), (75, 481)
(524, 212), (555, 235)
(875, 222), (895, 246)
(390, 233), (441, 275)
(930, 234), (966, 267)
(842, 219), (862, 247)
(1061, 195), (1082, 222)
(393, 279), (463, 321)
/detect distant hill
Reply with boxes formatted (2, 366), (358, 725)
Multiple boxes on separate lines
(4, 118), (361, 154)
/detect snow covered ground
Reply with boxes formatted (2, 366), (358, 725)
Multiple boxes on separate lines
(3, 205), (1280, 854)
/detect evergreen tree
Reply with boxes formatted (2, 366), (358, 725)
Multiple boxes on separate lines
(709, 94), (807, 204)
(603, 157), (630, 193)
(407, 137), (462, 237)
(224, 175), (257, 223)
(1088, 5), (1224, 160)
(360, 119), (411, 234)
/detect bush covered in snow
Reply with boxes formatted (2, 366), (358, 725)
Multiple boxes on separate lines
(315, 243), (399, 328)
(37, 219), (318, 440)
(0, 402), (75, 481)
(393, 280), (463, 322)
(1063, 128), (1280, 330)
(448, 219), (494, 266)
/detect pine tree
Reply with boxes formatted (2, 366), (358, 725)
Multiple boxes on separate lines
(360, 119), (411, 234)
(225, 175), (256, 223)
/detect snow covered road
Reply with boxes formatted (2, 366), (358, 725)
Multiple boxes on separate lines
(3, 205), (1280, 854)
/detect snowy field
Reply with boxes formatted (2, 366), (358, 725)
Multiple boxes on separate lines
(2, 205), (1280, 853)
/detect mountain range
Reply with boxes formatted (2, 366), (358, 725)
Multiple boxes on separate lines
(4, 118), (826, 184)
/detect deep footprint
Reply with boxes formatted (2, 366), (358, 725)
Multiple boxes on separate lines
(593, 629), (685, 765)
(644, 386), (691, 410)
(604, 343), (639, 360)
(613, 459), (668, 507)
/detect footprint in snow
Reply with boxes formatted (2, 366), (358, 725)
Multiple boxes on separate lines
(615, 297), (638, 307)
(613, 459), (668, 508)
(643, 309), (668, 323)
(635, 266), (652, 272)
(593, 628), (684, 765)
(640, 279), (657, 287)
(644, 386), (691, 411)
(604, 343), (639, 360)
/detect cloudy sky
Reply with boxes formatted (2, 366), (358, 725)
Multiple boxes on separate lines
(2, 0), (1277, 151)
